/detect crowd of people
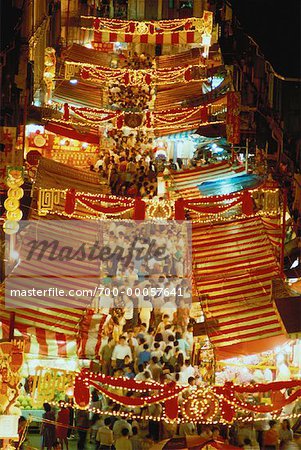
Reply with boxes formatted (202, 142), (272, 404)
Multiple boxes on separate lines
(90, 146), (158, 197)
(118, 51), (155, 70)
(34, 401), (301, 450)
(107, 82), (155, 111)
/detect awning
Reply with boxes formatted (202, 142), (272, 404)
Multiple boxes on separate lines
(192, 216), (286, 359)
(1, 218), (108, 358)
(162, 130), (196, 140)
(172, 161), (245, 199)
(33, 157), (109, 195)
(45, 122), (100, 144)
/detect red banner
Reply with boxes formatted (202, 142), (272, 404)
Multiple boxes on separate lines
(226, 92), (241, 144)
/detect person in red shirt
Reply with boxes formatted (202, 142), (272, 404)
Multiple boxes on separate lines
(263, 420), (279, 450)
(56, 402), (70, 450)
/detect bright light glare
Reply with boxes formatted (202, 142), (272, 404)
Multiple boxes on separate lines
(10, 250), (20, 260)
(290, 258), (299, 269)
(70, 79), (78, 85)
(25, 124), (44, 136)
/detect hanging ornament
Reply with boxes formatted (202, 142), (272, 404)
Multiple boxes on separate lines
(7, 209), (23, 221)
(4, 197), (20, 212)
(7, 187), (24, 200)
(3, 220), (20, 235)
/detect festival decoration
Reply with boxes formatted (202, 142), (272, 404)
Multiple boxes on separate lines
(73, 370), (301, 424)
(74, 370), (184, 420)
(3, 167), (24, 234)
(43, 47), (56, 104)
(174, 191), (254, 219)
(0, 339), (25, 415)
(58, 103), (222, 134)
(63, 190), (138, 217)
(31, 366), (76, 408)
(81, 12), (213, 46)
(65, 61), (208, 86)
(37, 187), (280, 222)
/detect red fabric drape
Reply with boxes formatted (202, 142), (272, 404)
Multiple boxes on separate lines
(175, 198), (185, 220)
(65, 189), (76, 215)
(242, 190), (254, 216)
(133, 198), (146, 220)
(78, 197), (133, 214)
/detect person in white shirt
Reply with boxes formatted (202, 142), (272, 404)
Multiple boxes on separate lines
(123, 297), (134, 330)
(139, 298), (153, 330)
(180, 359), (195, 385)
(95, 157), (104, 170)
(151, 342), (163, 360)
(126, 330), (138, 351)
(111, 336), (132, 369)
(113, 419), (132, 439)
(96, 417), (114, 448)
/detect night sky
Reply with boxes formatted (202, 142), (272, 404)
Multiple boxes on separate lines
(231, 0), (301, 78)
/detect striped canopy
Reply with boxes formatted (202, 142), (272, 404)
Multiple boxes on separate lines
(172, 161), (245, 199)
(1, 219), (106, 359)
(192, 216), (286, 359)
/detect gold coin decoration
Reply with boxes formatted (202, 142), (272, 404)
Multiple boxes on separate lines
(4, 166), (24, 234)
(4, 197), (20, 212)
(3, 220), (20, 235)
(7, 208), (23, 221)
(7, 187), (24, 199)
